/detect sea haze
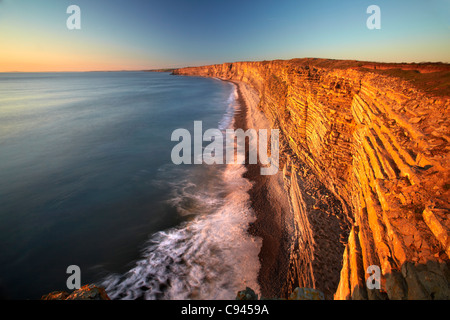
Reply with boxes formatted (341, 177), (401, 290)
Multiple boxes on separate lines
(0, 71), (261, 299)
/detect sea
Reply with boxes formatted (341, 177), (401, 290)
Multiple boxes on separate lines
(0, 71), (261, 300)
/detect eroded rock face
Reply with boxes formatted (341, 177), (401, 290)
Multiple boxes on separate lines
(173, 59), (450, 300)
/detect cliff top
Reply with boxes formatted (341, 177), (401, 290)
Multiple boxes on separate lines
(178, 58), (450, 98)
(292, 58), (450, 97)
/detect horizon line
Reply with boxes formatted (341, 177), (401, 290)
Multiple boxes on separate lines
(1, 57), (449, 73)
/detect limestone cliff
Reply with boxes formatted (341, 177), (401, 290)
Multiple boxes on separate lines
(173, 59), (450, 300)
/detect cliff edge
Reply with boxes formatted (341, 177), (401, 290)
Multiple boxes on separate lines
(173, 58), (450, 300)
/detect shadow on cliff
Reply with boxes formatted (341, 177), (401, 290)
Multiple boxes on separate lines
(342, 260), (450, 300)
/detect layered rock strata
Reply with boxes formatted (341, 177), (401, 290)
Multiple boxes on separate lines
(173, 59), (450, 300)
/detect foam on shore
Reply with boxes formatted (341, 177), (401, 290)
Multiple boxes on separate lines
(100, 81), (262, 300)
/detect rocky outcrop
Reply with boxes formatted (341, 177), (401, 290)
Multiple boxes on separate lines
(173, 59), (450, 300)
(41, 284), (110, 300)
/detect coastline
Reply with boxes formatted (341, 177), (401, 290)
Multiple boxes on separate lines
(230, 80), (350, 300)
(230, 80), (293, 299)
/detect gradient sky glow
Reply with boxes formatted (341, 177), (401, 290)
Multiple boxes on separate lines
(1, 0), (449, 72)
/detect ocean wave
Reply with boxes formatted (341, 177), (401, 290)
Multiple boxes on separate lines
(100, 163), (261, 300)
(218, 83), (238, 131)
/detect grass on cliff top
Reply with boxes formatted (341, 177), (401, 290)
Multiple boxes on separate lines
(289, 58), (450, 98)
(362, 68), (450, 98)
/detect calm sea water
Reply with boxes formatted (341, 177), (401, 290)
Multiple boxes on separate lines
(0, 72), (261, 299)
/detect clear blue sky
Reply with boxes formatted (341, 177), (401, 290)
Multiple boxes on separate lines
(1, 0), (449, 71)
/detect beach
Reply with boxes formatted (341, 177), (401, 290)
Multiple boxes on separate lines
(229, 79), (352, 299)
(231, 80), (294, 298)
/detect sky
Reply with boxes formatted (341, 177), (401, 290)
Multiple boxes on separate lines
(0, 0), (449, 72)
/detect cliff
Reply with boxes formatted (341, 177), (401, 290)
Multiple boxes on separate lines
(173, 58), (450, 300)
